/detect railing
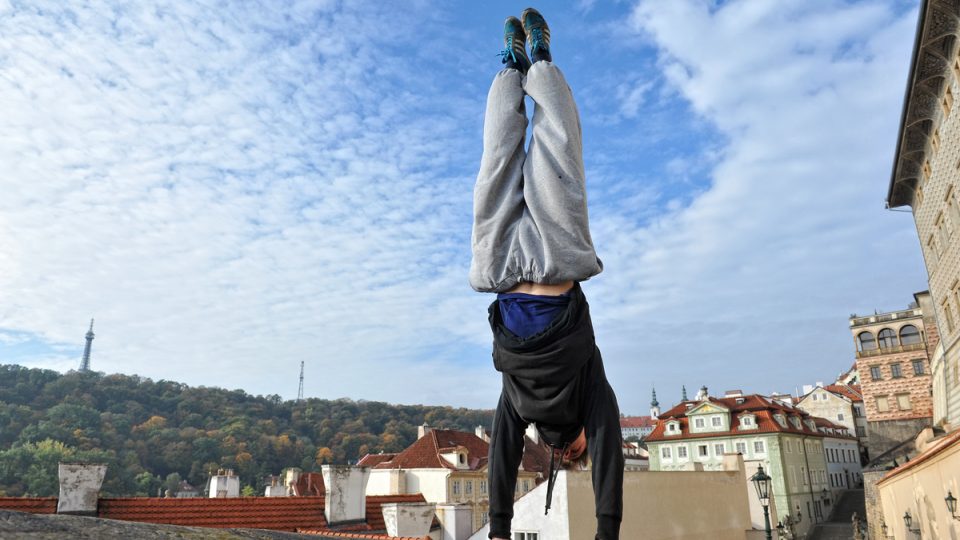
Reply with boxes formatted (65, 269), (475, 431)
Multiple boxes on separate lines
(849, 309), (921, 327)
(855, 342), (926, 358)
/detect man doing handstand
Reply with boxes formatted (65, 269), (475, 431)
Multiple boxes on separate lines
(469, 8), (624, 540)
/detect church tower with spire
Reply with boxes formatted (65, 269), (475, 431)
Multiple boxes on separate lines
(79, 319), (95, 372)
(681, 385), (688, 402)
(650, 386), (660, 419)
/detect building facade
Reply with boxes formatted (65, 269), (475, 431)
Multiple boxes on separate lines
(359, 426), (541, 533)
(619, 416), (655, 441)
(849, 298), (935, 457)
(795, 382), (868, 460)
(645, 391), (832, 538)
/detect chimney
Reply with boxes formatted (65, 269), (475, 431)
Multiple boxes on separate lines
(436, 503), (474, 540)
(524, 423), (539, 444)
(57, 462), (107, 515)
(321, 465), (370, 524)
(815, 381), (824, 388)
(695, 385), (709, 400)
(724, 389), (743, 398)
(474, 425), (489, 442)
(802, 384), (814, 395)
(381, 502), (436, 538)
(284, 468), (301, 488)
(208, 468), (240, 498)
(418, 423), (432, 439)
(265, 475), (289, 497)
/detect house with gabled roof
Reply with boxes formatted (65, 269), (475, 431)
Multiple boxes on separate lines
(359, 425), (544, 535)
(645, 388), (833, 539)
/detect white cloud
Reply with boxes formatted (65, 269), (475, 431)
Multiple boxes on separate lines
(578, 0), (926, 403)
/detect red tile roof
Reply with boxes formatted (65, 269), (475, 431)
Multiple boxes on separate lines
(298, 530), (429, 539)
(646, 394), (826, 442)
(824, 383), (863, 402)
(520, 436), (552, 480)
(96, 496), (329, 531)
(0, 492), (430, 536)
(620, 416), (655, 429)
(0, 497), (57, 514)
(373, 429), (488, 471)
(294, 472), (325, 497)
(357, 453), (398, 468)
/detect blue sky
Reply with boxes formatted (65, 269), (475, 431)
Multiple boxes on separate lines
(0, 0), (927, 413)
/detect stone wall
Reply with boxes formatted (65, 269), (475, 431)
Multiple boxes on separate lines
(862, 470), (885, 540)
(864, 418), (930, 458)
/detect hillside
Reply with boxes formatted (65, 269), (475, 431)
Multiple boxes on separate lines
(0, 365), (492, 497)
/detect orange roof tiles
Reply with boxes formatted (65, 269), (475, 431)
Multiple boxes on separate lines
(96, 496), (328, 531)
(298, 530), (429, 539)
(646, 394), (827, 443)
(373, 429), (489, 471)
(357, 454), (397, 468)
(824, 383), (863, 402)
(620, 416), (655, 429)
(0, 497), (57, 514)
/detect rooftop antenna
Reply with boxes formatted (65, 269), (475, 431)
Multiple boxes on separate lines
(79, 319), (95, 372)
(297, 361), (305, 402)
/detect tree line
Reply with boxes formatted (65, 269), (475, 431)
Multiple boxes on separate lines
(0, 365), (492, 497)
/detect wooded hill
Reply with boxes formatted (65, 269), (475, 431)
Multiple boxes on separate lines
(0, 364), (492, 497)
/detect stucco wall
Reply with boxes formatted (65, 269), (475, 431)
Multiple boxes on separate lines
(470, 459), (754, 540)
(876, 437), (960, 540)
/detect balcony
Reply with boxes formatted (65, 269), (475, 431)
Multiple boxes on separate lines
(856, 342), (926, 358)
(849, 309), (921, 327)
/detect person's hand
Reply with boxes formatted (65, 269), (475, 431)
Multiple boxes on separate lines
(564, 428), (587, 462)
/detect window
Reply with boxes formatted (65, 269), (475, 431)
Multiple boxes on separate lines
(896, 393), (912, 410)
(775, 414), (787, 427)
(661, 447), (672, 459)
(711, 416), (722, 427)
(857, 426), (866, 437)
(870, 366), (882, 381)
(515, 533), (539, 540)
(943, 298), (955, 332)
(938, 212), (950, 248)
(466, 480), (473, 495)
(694, 418), (705, 428)
(917, 184), (925, 206)
(736, 442), (747, 454)
(482, 511), (489, 525)
(452, 480), (460, 495)
(714, 443), (725, 456)
(929, 234), (941, 263)
(741, 415), (755, 428)
(933, 128), (942, 154)
(950, 188), (960, 228)
(857, 332), (877, 352)
(891, 363), (903, 378)
(900, 325), (921, 345)
(667, 422), (679, 433)
(522, 480), (530, 492)
(480, 480), (487, 495)
(913, 359), (925, 376)
(698, 445), (708, 457)
(785, 440), (792, 453)
(876, 396), (890, 413)
(878, 328), (898, 349)
(837, 413), (844, 421)
(924, 159), (933, 181)
(754, 441), (765, 454)
(677, 446), (688, 459)
(811, 394), (818, 401)
(944, 86), (954, 116)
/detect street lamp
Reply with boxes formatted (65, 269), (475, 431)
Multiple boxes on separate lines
(903, 510), (921, 536)
(751, 465), (773, 540)
(946, 491), (960, 521)
(880, 520), (894, 538)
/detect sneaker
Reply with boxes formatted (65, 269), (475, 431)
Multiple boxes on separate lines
(499, 16), (531, 73)
(521, 7), (551, 63)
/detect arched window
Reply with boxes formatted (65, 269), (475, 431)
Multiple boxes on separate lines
(857, 331), (877, 352)
(877, 328), (898, 349)
(900, 325), (921, 345)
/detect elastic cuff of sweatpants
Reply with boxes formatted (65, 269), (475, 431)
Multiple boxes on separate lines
(489, 519), (510, 539)
(596, 515), (621, 540)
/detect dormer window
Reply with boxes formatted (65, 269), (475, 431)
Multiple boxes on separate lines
(774, 414), (787, 427)
(805, 420), (816, 431)
(739, 415), (757, 429)
(736, 397), (745, 404)
(666, 421), (680, 435)
(790, 417), (801, 429)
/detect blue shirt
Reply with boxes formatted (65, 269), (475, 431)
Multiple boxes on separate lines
(497, 291), (571, 339)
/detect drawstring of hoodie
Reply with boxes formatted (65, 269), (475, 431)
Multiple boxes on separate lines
(544, 441), (569, 515)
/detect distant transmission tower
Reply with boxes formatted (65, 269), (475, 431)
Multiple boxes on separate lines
(297, 361), (305, 402)
(79, 319), (95, 372)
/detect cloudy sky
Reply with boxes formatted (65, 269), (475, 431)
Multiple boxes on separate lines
(0, 0), (927, 413)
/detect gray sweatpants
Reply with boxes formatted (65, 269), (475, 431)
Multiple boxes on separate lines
(469, 62), (603, 293)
